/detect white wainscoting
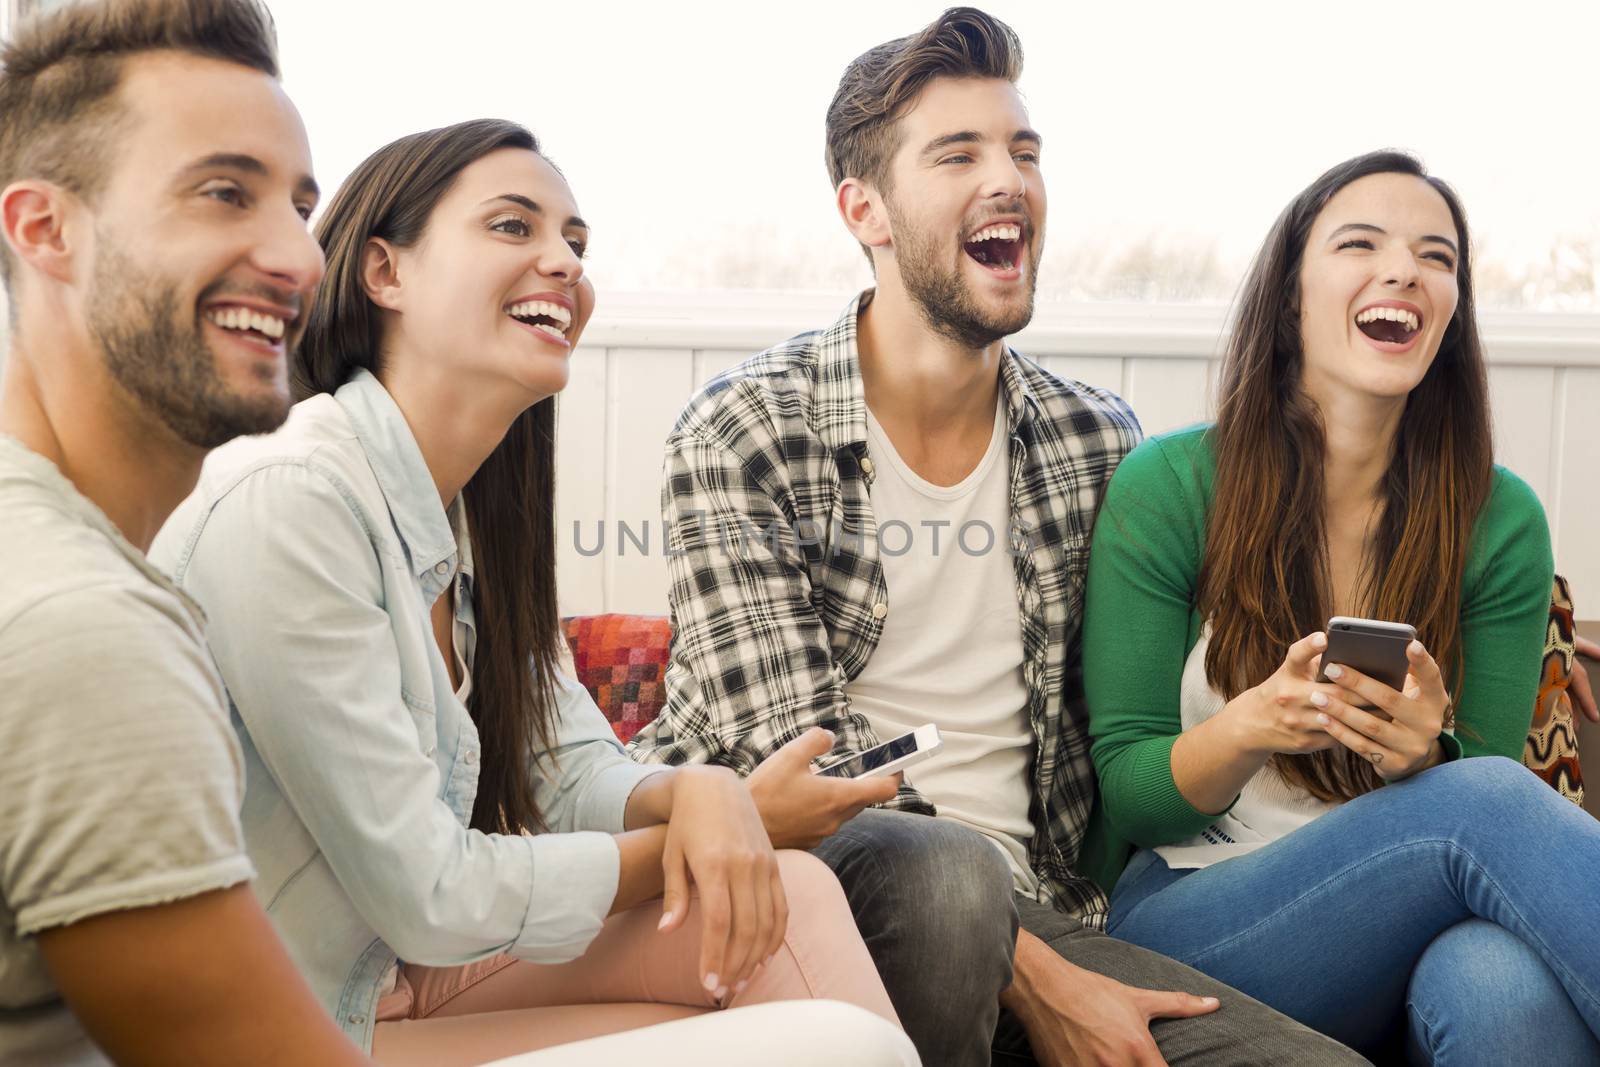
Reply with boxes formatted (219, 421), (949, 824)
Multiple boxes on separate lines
(556, 293), (1600, 620)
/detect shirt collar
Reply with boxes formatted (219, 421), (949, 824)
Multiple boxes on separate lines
(815, 288), (1039, 455)
(0, 433), (210, 621)
(334, 368), (460, 580)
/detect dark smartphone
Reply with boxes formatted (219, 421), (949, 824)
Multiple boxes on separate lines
(1317, 616), (1417, 691)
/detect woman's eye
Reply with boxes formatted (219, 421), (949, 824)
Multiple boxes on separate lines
(1014, 152), (1039, 164)
(1336, 238), (1375, 251)
(1423, 252), (1456, 269)
(567, 238), (588, 258)
(491, 216), (530, 237)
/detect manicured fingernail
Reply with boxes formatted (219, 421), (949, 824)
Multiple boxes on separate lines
(1324, 664), (1343, 679)
(1203, 997), (1219, 1006)
(1409, 640), (1423, 655)
(1316, 713), (1331, 726)
(702, 973), (719, 993)
(734, 980), (749, 996)
(715, 985), (729, 1000)
(1309, 691), (1329, 707)
(658, 912), (672, 931)
(1313, 633), (1327, 648)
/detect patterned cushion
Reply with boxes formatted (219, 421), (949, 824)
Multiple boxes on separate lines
(561, 614), (672, 744)
(1526, 575), (1584, 804)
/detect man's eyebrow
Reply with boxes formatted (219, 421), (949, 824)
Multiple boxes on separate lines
(921, 131), (983, 156)
(1327, 221), (1457, 254)
(178, 152), (319, 200)
(481, 193), (587, 230)
(921, 128), (1043, 156)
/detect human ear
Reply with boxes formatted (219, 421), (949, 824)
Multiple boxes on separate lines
(836, 178), (891, 251)
(360, 236), (404, 312)
(2, 181), (80, 285)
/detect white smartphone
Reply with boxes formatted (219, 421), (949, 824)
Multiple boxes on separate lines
(814, 725), (943, 779)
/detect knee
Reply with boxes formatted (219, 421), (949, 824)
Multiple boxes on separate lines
(880, 819), (1014, 944)
(1408, 920), (1576, 1060)
(1426, 755), (1546, 816)
(775, 849), (854, 928)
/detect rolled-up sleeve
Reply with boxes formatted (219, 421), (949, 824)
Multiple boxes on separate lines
(533, 672), (670, 835)
(177, 461), (620, 966)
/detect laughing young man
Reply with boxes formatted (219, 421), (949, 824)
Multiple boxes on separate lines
(0, 2), (370, 1063)
(630, 9), (1365, 1067)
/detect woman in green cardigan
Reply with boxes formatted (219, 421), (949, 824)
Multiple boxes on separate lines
(1083, 150), (1600, 1063)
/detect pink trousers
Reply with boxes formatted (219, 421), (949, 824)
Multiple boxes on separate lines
(371, 850), (899, 1066)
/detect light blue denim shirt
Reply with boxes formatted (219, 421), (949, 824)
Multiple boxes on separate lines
(150, 369), (665, 1051)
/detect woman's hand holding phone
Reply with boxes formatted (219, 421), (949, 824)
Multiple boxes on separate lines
(1224, 631), (1344, 757)
(1313, 639), (1452, 781)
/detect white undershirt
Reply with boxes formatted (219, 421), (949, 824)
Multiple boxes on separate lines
(845, 398), (1039, 896)
(1152, 629), (1337, 869)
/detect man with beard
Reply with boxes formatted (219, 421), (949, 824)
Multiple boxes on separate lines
(630, 9), (1366, 1067)
(0, 1), (370, 1063)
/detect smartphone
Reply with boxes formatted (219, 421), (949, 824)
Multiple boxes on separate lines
(1317, 616), (1417, 691)
(814, 725), (943, 779)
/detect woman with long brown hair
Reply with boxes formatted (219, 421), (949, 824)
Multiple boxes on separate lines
(151, 119), (913, 1066)
(1082, 151), (1600, 1063)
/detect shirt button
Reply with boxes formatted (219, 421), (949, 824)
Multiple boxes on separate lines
(464, 750), (478, 765)
(860, 457), (875, 476)
(872, 601), (888, 620)
(433, 561), (450, 576)
(348, 1014), (365, 1025)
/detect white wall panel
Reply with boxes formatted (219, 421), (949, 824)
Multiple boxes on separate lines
(554, 299), (1600, 620)
(1554, 368), (1600, 610)
(1486, 364), (1556, 509)
(1037, 355), (1124, 398)
(1121, 358), (1214, 436)
(555, 347), (610, 618)
(603, 348), (694, 616)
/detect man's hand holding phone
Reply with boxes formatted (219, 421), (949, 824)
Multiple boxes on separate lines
(747, 728), (901, 850)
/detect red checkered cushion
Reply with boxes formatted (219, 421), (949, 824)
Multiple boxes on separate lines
(561, 614), (672, 743)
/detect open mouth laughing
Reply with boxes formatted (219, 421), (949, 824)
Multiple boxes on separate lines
(204, 303), (291, 349)
(963, 221), (1025, 274)
(1354, 302), (1423, 348)
(505, 297), (574, 345)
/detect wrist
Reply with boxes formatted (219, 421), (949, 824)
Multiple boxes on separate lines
(1217, 691), (1274, 760)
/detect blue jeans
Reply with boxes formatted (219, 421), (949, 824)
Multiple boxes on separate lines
(1107, 757), (1600, 1064)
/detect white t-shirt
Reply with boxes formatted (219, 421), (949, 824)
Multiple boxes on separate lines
(1152, 629), (1337, 869)
(0, 436), (254, 1067)
(845, 400), (1039, 896)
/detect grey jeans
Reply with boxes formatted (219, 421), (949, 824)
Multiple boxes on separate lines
(811, 809), (1368, 1067)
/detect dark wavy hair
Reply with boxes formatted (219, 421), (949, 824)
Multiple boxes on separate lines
(1198, 149), (1492, 803)
(295, 118), (561, 834)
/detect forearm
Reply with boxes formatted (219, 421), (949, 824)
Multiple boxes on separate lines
(1168, 700), (1269, 815)
(622, 767), (679, 830)
(612, 825), (670, 913)
(999, 928), (1080, 1024)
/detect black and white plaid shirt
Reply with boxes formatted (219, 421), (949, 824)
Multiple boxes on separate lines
(628, 292), (1142, 920)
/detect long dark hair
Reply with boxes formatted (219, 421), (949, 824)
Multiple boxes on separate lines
(1198, 150), (1492, 803)
(295, 119), (561, 834)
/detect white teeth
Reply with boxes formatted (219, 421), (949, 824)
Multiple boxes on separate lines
(530, 322), (566, 341)
(1355, 307), (1420, 332)
(968, 223), (1022, 243)
(506, 299), (572, 332)
(206, 306), (286, 339)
